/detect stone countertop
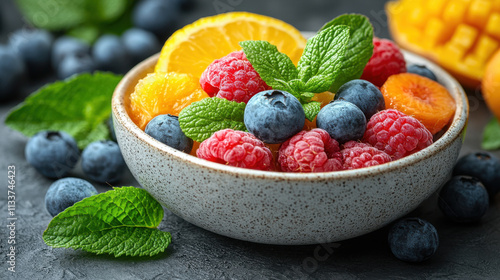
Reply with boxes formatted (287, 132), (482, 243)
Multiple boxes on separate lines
(1, 0), (500, 279)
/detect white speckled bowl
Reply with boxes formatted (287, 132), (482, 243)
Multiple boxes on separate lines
(112, 50), (468, 245)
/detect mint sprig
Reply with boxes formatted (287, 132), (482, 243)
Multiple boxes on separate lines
(482, 117), (500, 150)
(5, 73), (121, 149)
(240, 14), (373, 121)
(43, 187), (171, 257)
(179, 97), (247, 142)
(320, 14), (374, 92)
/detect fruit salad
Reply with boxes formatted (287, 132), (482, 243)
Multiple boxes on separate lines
(127, 12), (456, 173)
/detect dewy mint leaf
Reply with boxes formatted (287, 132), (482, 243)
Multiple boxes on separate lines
(240, 40), (299, 91)
(320, 14), (374, 92)
(43, 187), (171, 257)
(5, 72), (122, 149)
(302, 101), (321, 122)
(482, 117), (500, 150)
(179, 97), (247, 142)
(297, 25), (351, 94)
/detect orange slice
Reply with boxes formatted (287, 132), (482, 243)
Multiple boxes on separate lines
(483, 49), (500, 120)
(154, 12), (306, 79)
(128, 72), (209, 130)
(381, 73), (456, 134)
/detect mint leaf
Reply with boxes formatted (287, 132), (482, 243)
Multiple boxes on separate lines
(320, 14), (374, 92)
(482, 118), (500, 150)
(15, 0), (131, 31)
(302, 102), (321, 122)
(179, 98), (247, 142)
(5, 73), (122, 149)
(298, 25), (351, 93)
(240, 40), (299, 90)
(43, 187), (171, 257)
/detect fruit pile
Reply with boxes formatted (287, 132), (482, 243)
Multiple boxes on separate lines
(0, 0), (192, 102)
(128, 12), (457, 173)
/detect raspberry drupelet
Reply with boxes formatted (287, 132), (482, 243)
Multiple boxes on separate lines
(341, 141), (392, 170)
(360, 37), (406, 87)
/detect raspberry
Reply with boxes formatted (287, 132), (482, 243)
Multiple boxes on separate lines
(341, 141), (391, 170)
(360, 38), (406, 87)
(278, 129), (343, 172)
(200, 51), (270, 103)
(196, 129), (274, 171)
(362, 109), (433, 160)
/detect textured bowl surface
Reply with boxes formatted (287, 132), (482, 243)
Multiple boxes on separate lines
(112, 50), (468, 245)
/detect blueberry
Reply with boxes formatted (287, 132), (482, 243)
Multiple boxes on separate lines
(407, 64), (438, 82)
(175, 0), (196, 11)
(92, 34), (131, 74)
(25, 131), (80, 178)
(9, 29), (53, 78)
(453, 152), (500, 197)
(81, 140), (126, 184)
(438, 176), (489, 223)
(132, 0), (180, 39)
(145, 114), (193, 153)
(316, 100), (366, 144)
(121, 28), (161, 66)
(0, 45), (26, 101)
(107, 116), (117, 142)
(51, 36), (91, 70)
(45, 177), (97, 217)
(333, 79), (385, 120)
(388, 218), (439, 263)
(57, 53), (96, 80)
(244, 90), (305, 144)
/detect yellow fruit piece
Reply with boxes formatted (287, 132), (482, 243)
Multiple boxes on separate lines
(155, 12), (306, 79)
(387, 0), (500, 88)
(128, 72), (209, 130)
(483, 49), (500, 120)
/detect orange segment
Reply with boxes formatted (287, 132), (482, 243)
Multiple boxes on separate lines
(381, 73), (456, 134)
(155, 12), (306, 79)
(483, 49), (500, 120)
(128, 72), (209, 130)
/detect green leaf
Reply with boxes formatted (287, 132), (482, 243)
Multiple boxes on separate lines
(297, 25), (351, 93)
(240, 40), (299, 90)
(179, 98), (247, 142)
(5, 72), (122, 149)
(43, 187), (171, 257)
(67, 25), (100, 45)
(482, 118), (500, 150)
(320, 14), (374, 92)
(302, 101), (321, 122)
(15, 0), (130, 31)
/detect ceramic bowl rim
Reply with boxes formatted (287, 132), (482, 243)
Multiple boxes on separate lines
(112, 50), (468, 182)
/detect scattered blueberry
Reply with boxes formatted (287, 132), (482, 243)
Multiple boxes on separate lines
(388, 217), (439, 263)
(453, 152), (500, 197)
(122, 28), (161, 66)
(0, 45), (26, 101)
(333, 79), (385, 120)
(176, 0), (196, 11)
(407, 64), (438, 82)
(244, 90), (305, 144)
(92, 34), (131, 74)
(107, 116), (117, 142)
(45, 177), (97, 217)
(81, 140), (126, 184)
(25, 131), (80, 178)
(57, 52), (96, 80)
(132, 0), (180, 39)
(438, 176), (489, 223)
(316, 100), (366, 144)
(51, 36), (91, 70)
(145, 114), (193, 153)
(9, 29), (53, 78)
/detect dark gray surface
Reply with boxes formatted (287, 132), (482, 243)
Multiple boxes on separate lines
(1, 0), (500, 279)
